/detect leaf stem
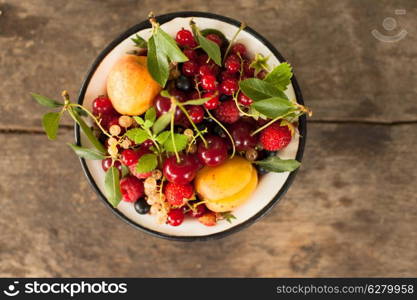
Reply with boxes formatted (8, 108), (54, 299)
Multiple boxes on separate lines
(205, 108), (235, 158)
(70, 103), (112, 138)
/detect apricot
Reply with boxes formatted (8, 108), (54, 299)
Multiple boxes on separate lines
(106, 55), (161, 116)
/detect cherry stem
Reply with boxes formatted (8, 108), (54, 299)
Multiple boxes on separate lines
(223, 22), (246, 63)
(250, 111), (295, 136)
(169, 104), (180, 163)
(70, 104), (112, 138)
(205, 108), (236, 158)
(177, 102), (208, 148)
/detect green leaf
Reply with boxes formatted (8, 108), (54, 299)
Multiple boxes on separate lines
(181, 97), (210, 106)
(220, 211), (236, 223)
(147, 35), (169, 87)
(125, 128), (149, 144)
(104, 166), (122, 207)
(152, 111), (173, 135)
(160, 90), (170, 98)
(254, 156), (301, 173)
(42, 112), (61, 140)
(31, 93), (63, 108)
(197, 34), (222, 66)
(164, 133), (188, 152)
(251, 97), (296, 118)
(145, 107), (156, 123)
(155, 29), (188, 63)
(121, 164), (130, 177)
(67, 144), (106, 160)
(72, 106), (88, 117)
(131, 34), (147, 48)
(133, 116), (144, 125)
(239, 78), (288, 101)
(155, 131), (170, 144)
(136, 153), (158, 173)
(264, 62), (293, 90)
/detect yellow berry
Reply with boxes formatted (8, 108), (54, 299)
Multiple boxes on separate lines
(109, 124), (121, 136)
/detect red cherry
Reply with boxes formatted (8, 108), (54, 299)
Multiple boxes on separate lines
(229, 120), (258, 151)
(201, 74), (217, 91)
(220, 78), (238, 95)
(92, 96), (115, 116)
(238, 92), (253, 106)
(182, 61), (199, 77)
(199, 64), (214, 77)
(197, 135), (228, 166)
(203, 92), (220, 110)
(183, 48), (197, 61)
(231, 43), (247, 56)
(167, 208), (185, 226)
(225, 57), (241, 74)
(243, 60), (255, 77)
(205, 33), (223, 47)
(197, 53), (209, 65)
(169, 89), (186, 102)
(176, 29), (197, 48)
(120, 175), (144, 202)
(101, 158), (122, 175)
(101, 114), (120, 131)
(187, 105), (205, 124)
(120, 149), (139, 166)
(220, 71), (237, 81)
(154, 95), (172, 116)
(190, 203), (207, 218)
(163, 154), (199, 184)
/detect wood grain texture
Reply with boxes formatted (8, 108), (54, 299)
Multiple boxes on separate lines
(0, 123), (415, 277)
(0, 0), (416, 130)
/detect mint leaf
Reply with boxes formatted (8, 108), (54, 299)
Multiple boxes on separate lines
(152, 111), (173, 135)
(131, 34), (147, 48)
(145, 107), (156, 123)
(254, 156), (300, 173)
(164, 133), (188, 152)
(147, 35), (169, 86)
(136, 153), (158, 173)
(155, 29), (188, 63)
(121, 164), (130, 177)
(125, 128), (149, 144)
(31, 93), (63, 108)
(104, 166), (122, 207)
(251, 97), (296, 118)
(181, 97), (210, 106)
(264, 62), (293, 91)
(197, 34), (221, 66)
(133, 116), (144, 125)
(42, 112), (61, 140)
(155, 131), (170, 144)
(239, 78), (288, 101)
(67, 144), (106, 160)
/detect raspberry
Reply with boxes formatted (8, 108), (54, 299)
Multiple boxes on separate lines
(198, 211), (217, 226)
(259, 123), (292, 151)
(214, 100), (239, 124)
(120, 176), (144, 202)
(164, 182), (194, 207)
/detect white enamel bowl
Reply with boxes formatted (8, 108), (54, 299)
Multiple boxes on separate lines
(76, 12), (306, 241)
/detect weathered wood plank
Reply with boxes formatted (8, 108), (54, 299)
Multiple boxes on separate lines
(0, 123), (415, 277)
(0, 0), (416, 130)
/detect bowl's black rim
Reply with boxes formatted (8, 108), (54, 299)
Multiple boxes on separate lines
(75, 11), (307, 241)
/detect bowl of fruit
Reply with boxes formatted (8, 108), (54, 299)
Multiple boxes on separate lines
(32, 11), (310, 240)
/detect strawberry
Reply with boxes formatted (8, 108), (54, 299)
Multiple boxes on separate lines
(214, 100), (239, 124)
(120, 176), (144, 202)
(259, 123), (292, 151)
(198, 211), (217, 226)
(164, 182), (194, 207)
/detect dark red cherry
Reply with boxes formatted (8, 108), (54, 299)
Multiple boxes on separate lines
(205, 33), (223, 47)
(154, 95), (172, 116)
(101, 158), (122, 175)
(229, 120), (258, 151)
(163, 154), (200, 184)
(92, 96), (116, 116)
(197, 135), (228, 167)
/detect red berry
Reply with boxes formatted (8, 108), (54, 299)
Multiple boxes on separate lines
(154, 95), (172, 116)
(167, 208), (185, 226)
(128, 148), (153, 179)
(243, 60), (255, 77)
(188, 105), (205, 124)
(205, 33), (223, 46)
(183, 48), (197, 61)
(257, 69), (267, 79)
(198, 211), (217, 226)
(203, 92), (220, 110)
(220, 78), (238, 95)
(238, 92), (253, 106)
(120, 149), (138, 166)
(189, 203), (207, 218)
(187, 90), (200, 100)
(169, 89), (186, 102)
(229, 120), (258, 151)
(92, 96), (115, 116)
(182, 61), (199, 77)
(176, 29), (197, 48)
(101, 158), (122, 175)
(197, 135), (228, 167)
(164, 182), (194, 207)
(142, 139), (154, 149)
(120, 175), (144, 203)
(219, 71), (237, 81)
(231, 43), (247, 56)
(214, 100), (240, 124)
(199, 64), (214, 76)
(197, 53), (209, 65)
(225, 57), (241, 74)
(163, 154), (200, 184)
(259, 123), (292, 151)
(201, 74), (217, 91)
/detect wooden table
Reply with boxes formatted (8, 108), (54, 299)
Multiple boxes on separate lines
(0, 0), (416, 277)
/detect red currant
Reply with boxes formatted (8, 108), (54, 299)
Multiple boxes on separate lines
(205, 33), (223, 47)
(197, 135), (228, 166)
(220, 78), (238, 95)
(187, 105), (205, 124)
(167, 208), (185, 226)
(231, 43), (247, 56)
(201, 74), (217, 91)
(238, 92), (253, 106)
(182, 61), (199, 77)
(176, 29), (197, 48)
(203, 92), (220, 110)
(92, 96), (115, 116)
